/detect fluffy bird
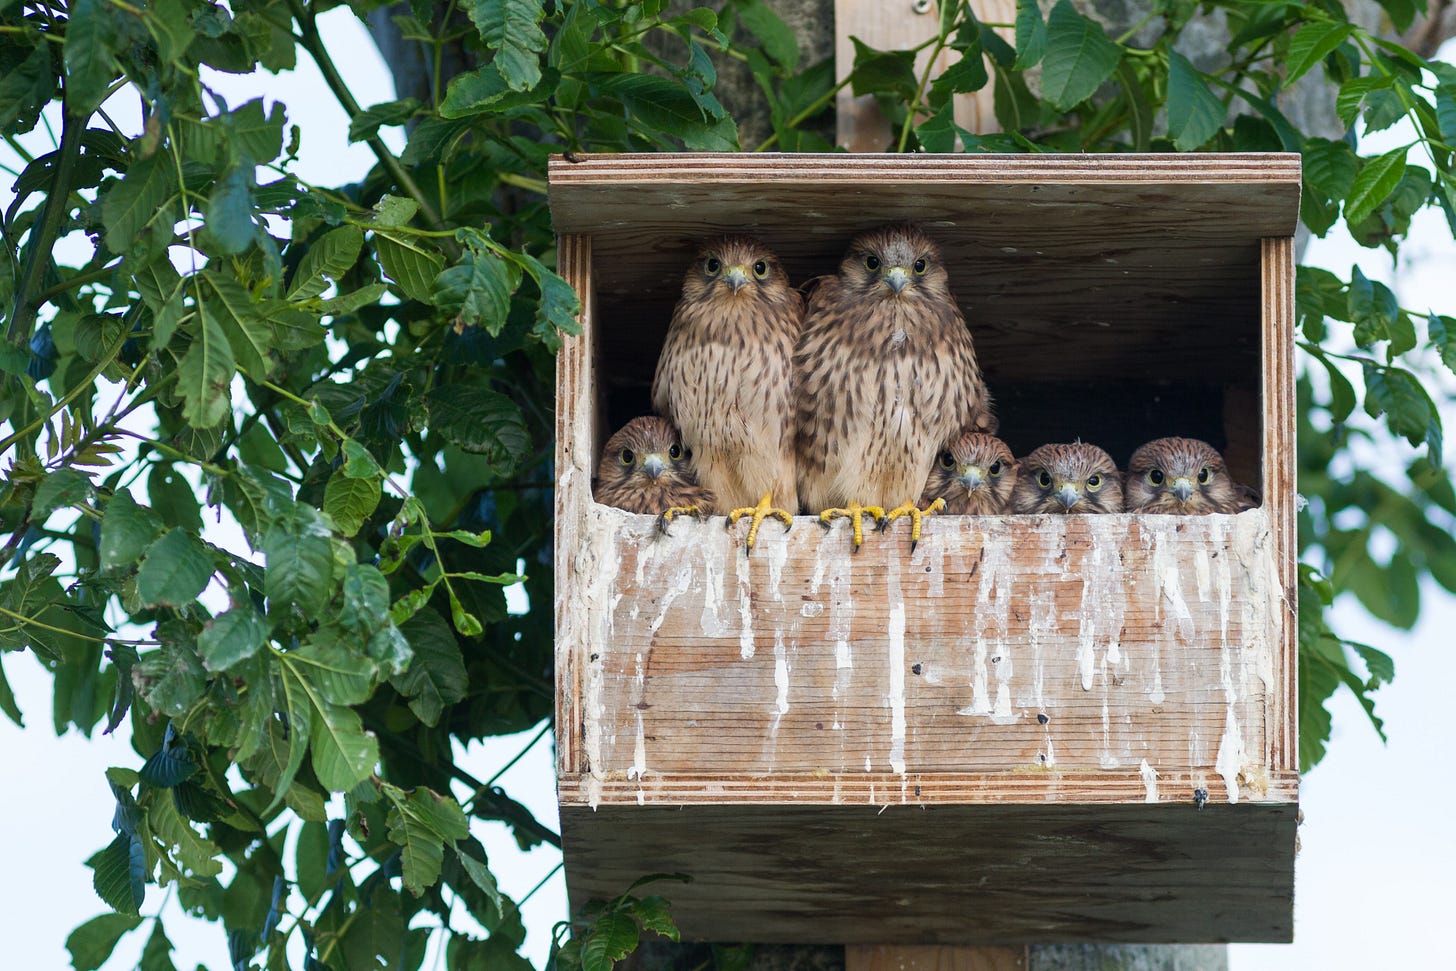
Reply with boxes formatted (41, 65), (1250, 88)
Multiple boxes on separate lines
(1012, 442), (1124, 514)
(1124, 437), (1259, 514)
(594, 417), (714, 531)
(920, 432), (1017, 514)
(652, 236), (801, 549)
(794, 224), (993, 549)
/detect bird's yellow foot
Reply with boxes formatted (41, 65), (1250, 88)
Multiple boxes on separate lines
(656, 505), (704, 536)
(818, 501), (888, 552)
(882, 497), (946, 553)
(725, 492), (793, 550)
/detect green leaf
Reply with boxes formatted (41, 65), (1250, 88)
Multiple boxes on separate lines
(1347, 265), (1400, 346)
(308, 696), (378, 792)
(203, 271), (273, 379)
(466, 0), (548, 91)
(136, 529), (214, 608)
(1335, 75), (1392, 128)
(290, 634), (377, 706)
(66, 912), (142, 970)
(736, 0), (798, 71)
(138, 921), (178, 971)
(263, 509), (334, 617)
(178, 306), (236, 428)
(1428, 313), (1456, 374)
(454, 846), (504, 917)
(385, 784), (470, 895)
(324, 471), (381, 537)
(1302, 137), (1358, 200)
(347, 98), (423, 143)
(87, 833), (146, 915)
(1116, 60), (1153, 152)
(146, 0), (194, 64)
(1436, 85), (1456, 145)
(198, 605), (270, 671)
(393, 609), (468, 727)
(433, 248), (522, 335)
(1039, 0), (1121, 111)
(588, 73), (737, 149)
(1363, 362), (1442, 461)
(33, 467), (91, 519)
(1013, 0), (1047, 70)
(103, 154), (171, 253)
(514, 251), (581, 347)
(204, 163), (258, 255)
(423, 386), (531, 470)
(340, 563), (390, 633)
(581, 912), (639, 971)
(288, 227), (365, 300)
(0, 41), (56, 134)
(1344, 148), (1407, 226)
(376, 233), (445, 304)
(63, 0), (119, 117)
(1308, 349), (1356, 422)
(848, 38), (918, 100)
(930, 51), (989, 104)
(1166, 51), (1225, 151)
(1284, 21), (1353, 87)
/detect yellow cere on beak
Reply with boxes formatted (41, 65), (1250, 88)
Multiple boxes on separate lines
(724, 265), (750, 291)
(885, 266), (910, 293)
(958, 466), (984, 491)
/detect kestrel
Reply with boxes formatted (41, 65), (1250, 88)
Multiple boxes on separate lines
(1124, 437), (1259, 514)
(651, 236), (801, 549)
(920, 432), (1017, 514)
(793, 224), (993, 549)
(594, 417), (714, 532)
(1012, 442), (1124, 514)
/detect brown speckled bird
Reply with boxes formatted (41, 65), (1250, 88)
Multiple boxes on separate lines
(1012, 442), (1124, 514)
(594, 417), (715, 532)
(920, 432), (1017, 514)
(794, 225), (993, 549)
(652, 236), (801, 549)
(1124, 437), (1259, 514)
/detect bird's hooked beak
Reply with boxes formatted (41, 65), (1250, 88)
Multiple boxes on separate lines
(885, 266), (910, 293)
(724, 264), (750, 292)
(1171, 477), (1195, 503)
(957, 466), (985, 492)
(640, 453), (668, 480)
(1054, 482), (1081, 510)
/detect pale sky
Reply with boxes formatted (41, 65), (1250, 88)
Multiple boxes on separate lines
(1, 11), (1451, 969)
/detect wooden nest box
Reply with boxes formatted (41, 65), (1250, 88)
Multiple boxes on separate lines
(548, 154), (1299, 944)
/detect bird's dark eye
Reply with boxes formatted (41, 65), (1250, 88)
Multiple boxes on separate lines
(1198, 467), (1211, 484)
(988, 461), (1003, 476)
(1148, 469), (1164, 485)
(668, 444), (683, 460)
(940, 452), (955, 470)
(913, 258), (927, 274)
(753, 260), (768, 279)
(704, 257), (721, 276)
(1086, 474), (1102, 490)
(619, 449), (635, 466)
(865, 255), (881, 271)
(1037, 470), (1052, 489)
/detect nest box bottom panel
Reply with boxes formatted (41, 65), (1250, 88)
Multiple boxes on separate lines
(560, 802), (1296, 944)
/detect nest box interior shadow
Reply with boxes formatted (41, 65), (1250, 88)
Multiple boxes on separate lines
(547, 154), (1300, 946)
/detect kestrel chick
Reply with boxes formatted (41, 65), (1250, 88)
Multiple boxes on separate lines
(652, 236), (801, 549)
(1012, 442), (1123, 514)
(794, 224), (994, 549)
(921, 432), (1017, 514)
(594, 417), (714, 532)
(1125, 437), (1258, 514)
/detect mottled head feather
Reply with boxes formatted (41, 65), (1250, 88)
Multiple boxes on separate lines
(1125, 437), (1255, 514)
(836, 223), (955, 307)
(594, 417), (714, 515)
(677, 235), (797, 312)
(1012, 442), (1123, 514)
(921, 432), (1017, 514)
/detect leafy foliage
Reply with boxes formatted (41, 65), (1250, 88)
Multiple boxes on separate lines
(2, 0), (1455, 968)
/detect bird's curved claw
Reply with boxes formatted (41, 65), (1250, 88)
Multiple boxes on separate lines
(726, 492), (793, 551)
(883, 497), (945, 553)
(657, 505), (703, 537)
(819, 501), (887, 551)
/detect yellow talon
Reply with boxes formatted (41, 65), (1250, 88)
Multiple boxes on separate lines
(882, 497), (946, 552)
(656, 505), (703, 536)
(726, 492), (793, 550)
(818, 501), (887, 551)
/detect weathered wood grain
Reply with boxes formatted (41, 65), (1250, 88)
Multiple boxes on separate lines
(559, 802), (1298, 943)
(1262, 237), (1297, 771)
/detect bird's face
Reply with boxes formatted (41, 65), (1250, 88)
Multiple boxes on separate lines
(840, 225), (952, 303)
(1126, 437), (1237, 514)
(929, 433), (1016, 510)
(596, 417), (695, 494)
(681, 236), (788, 304)
(1013, 443), (1124, 514)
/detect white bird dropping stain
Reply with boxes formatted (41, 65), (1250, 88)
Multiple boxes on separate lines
(887, 557), (907, 774)
(628, 653), (647, 790)
(958, 636), (992, 716)
(1140, 759), (1159, 803)
(735, 552), (755, 659)
(774, 638), (790, 716)
(1215, 706), (1244, 804)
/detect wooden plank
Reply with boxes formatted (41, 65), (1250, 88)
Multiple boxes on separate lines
(554, 234), (593, 776)
(847, 944), (1028, 971)
(1261, 237), (1297, 772)
(559, 802), (1298, 944)
(567, 508), (1281, 801)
